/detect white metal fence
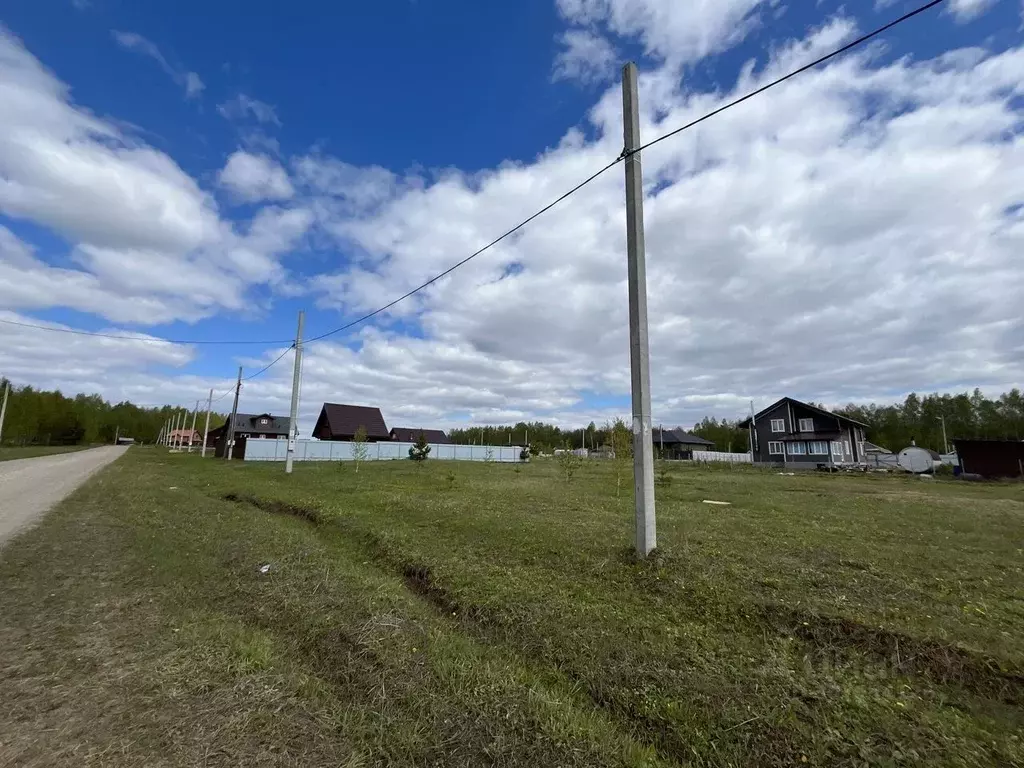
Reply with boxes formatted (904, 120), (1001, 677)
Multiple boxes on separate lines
(691, 450), (753, 464)
(243, 438), (525, 463)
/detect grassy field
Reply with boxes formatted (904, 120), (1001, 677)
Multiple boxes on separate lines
(1, 449), (1021, 767)
(0, 445), (91, 461)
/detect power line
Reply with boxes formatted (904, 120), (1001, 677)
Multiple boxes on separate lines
(210, 344), (295, 403)
(304, 1), (944, 343)
(243, 345), (294, 382)
(0, 317), (291, 346)
(2, 0), (944, 357)
(303, 157), (624, 344)
(631, 0), (946, 155)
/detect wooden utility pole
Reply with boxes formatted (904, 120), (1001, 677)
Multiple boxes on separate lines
(285, 312), (304, 474)
(187, 400), (199, 453)
(622, 61), (656, 556)
(226, 367), (242, 461)
(201, 389), (213, 458)
(940, 415), (949, 455)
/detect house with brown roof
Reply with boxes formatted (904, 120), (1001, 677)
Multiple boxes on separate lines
(313, 403), (390, 441)
(168, 428), (202, 446)
(390, 427), (452, 445)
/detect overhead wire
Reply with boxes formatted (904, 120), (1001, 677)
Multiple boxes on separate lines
(303, 157), (625, 344)
(4, 0), (945, 394)
(630, 0), (946, 155)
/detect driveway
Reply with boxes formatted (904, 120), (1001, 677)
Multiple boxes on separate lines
(0, 446), (129, 549)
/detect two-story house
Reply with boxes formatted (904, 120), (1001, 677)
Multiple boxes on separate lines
(739, 397), (869, 466)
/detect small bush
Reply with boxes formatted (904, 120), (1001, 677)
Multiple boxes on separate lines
(556, 449), (582, 483)
(656, 468), (672, 487)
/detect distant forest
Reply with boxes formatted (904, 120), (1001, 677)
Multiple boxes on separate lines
(450, 389), (1024, 455)
(2, 380), (1021, 454)
(0, 380), (224, 446)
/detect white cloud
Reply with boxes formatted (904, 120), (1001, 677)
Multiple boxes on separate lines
(111, 31), (204, 99)
(218, 94), (281, 126)
(877, 0), (996, 23)
(553, 29), (619, 85)
(949, 0), (996, 21)
(556, 0), (772, 66)
(299, 28), (1024, 429)
(0, 28), (311, 325)
(5, 11), (1024, 436)
(218, 151), (294, 203)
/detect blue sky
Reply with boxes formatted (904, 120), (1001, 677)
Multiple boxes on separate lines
(1, 0), (1022, 431)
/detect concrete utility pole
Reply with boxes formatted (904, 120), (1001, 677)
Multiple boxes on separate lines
(201, 388), (213, 458)
(169, 411), (179, 450)
(285, 311), (304, 475)
(187, 401), (199, 453)
(622, 61), (657, 556)
(0, 380), (9, 444)
(114, 426), (119, 445)
(226, 367), (242, 461)
(749, 400), (756, 463)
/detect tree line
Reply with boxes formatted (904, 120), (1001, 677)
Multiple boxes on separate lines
(2, 379), (1019, 454)
(0, 379), (224, 446)
(449, 389), (1024, 455)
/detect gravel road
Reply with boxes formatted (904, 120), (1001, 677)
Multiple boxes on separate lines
(0, 446), (129, 550)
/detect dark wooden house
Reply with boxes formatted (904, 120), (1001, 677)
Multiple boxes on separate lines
(313, 403), (390, 441)
(739, 397), (869, 466)
(208, 413), (290, 458)
(651, 428), (713, 459)
(954, 439), (1024, 478)
(389, 427), (452, 444)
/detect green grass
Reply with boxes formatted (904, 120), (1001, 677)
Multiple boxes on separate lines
(1, 449), (1022, 766)
(0, 444), (91, 461)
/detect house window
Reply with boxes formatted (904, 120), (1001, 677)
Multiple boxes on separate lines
(770, 419), (786, 433)
(786, 442), (807, 455)
(844, 440), (852, 455)
(768, 441), (784, 455)
(798, 418), (814, 432)
(808, 441), (829, 455)
(831, 441), (844, 456)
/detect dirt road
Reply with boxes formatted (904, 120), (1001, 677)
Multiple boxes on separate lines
(0, 446), (129, 549)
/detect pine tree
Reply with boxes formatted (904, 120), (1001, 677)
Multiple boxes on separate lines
(409, 430), (431, 461)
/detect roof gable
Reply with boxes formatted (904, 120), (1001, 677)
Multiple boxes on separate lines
(653, 427), (713, 446)
(740, 397), (869, 429)
(390, 427), (452, 444)
(230, 412), (291, 435)
(318, 403), (390, 439)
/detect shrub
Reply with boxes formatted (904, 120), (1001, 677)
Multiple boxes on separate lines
(409, 431), (431, 462)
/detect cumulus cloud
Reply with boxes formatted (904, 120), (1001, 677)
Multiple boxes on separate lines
(300, 25), (1024, 428)
(218, 94), (281, 126)
(5, 8), (1024, 434)
(218, 151), (295, 203)
(553, 29), (619, 85)
(0, 28), (310, 325)
(556, 0), (771, 66)
(111, 31), (204, 99)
